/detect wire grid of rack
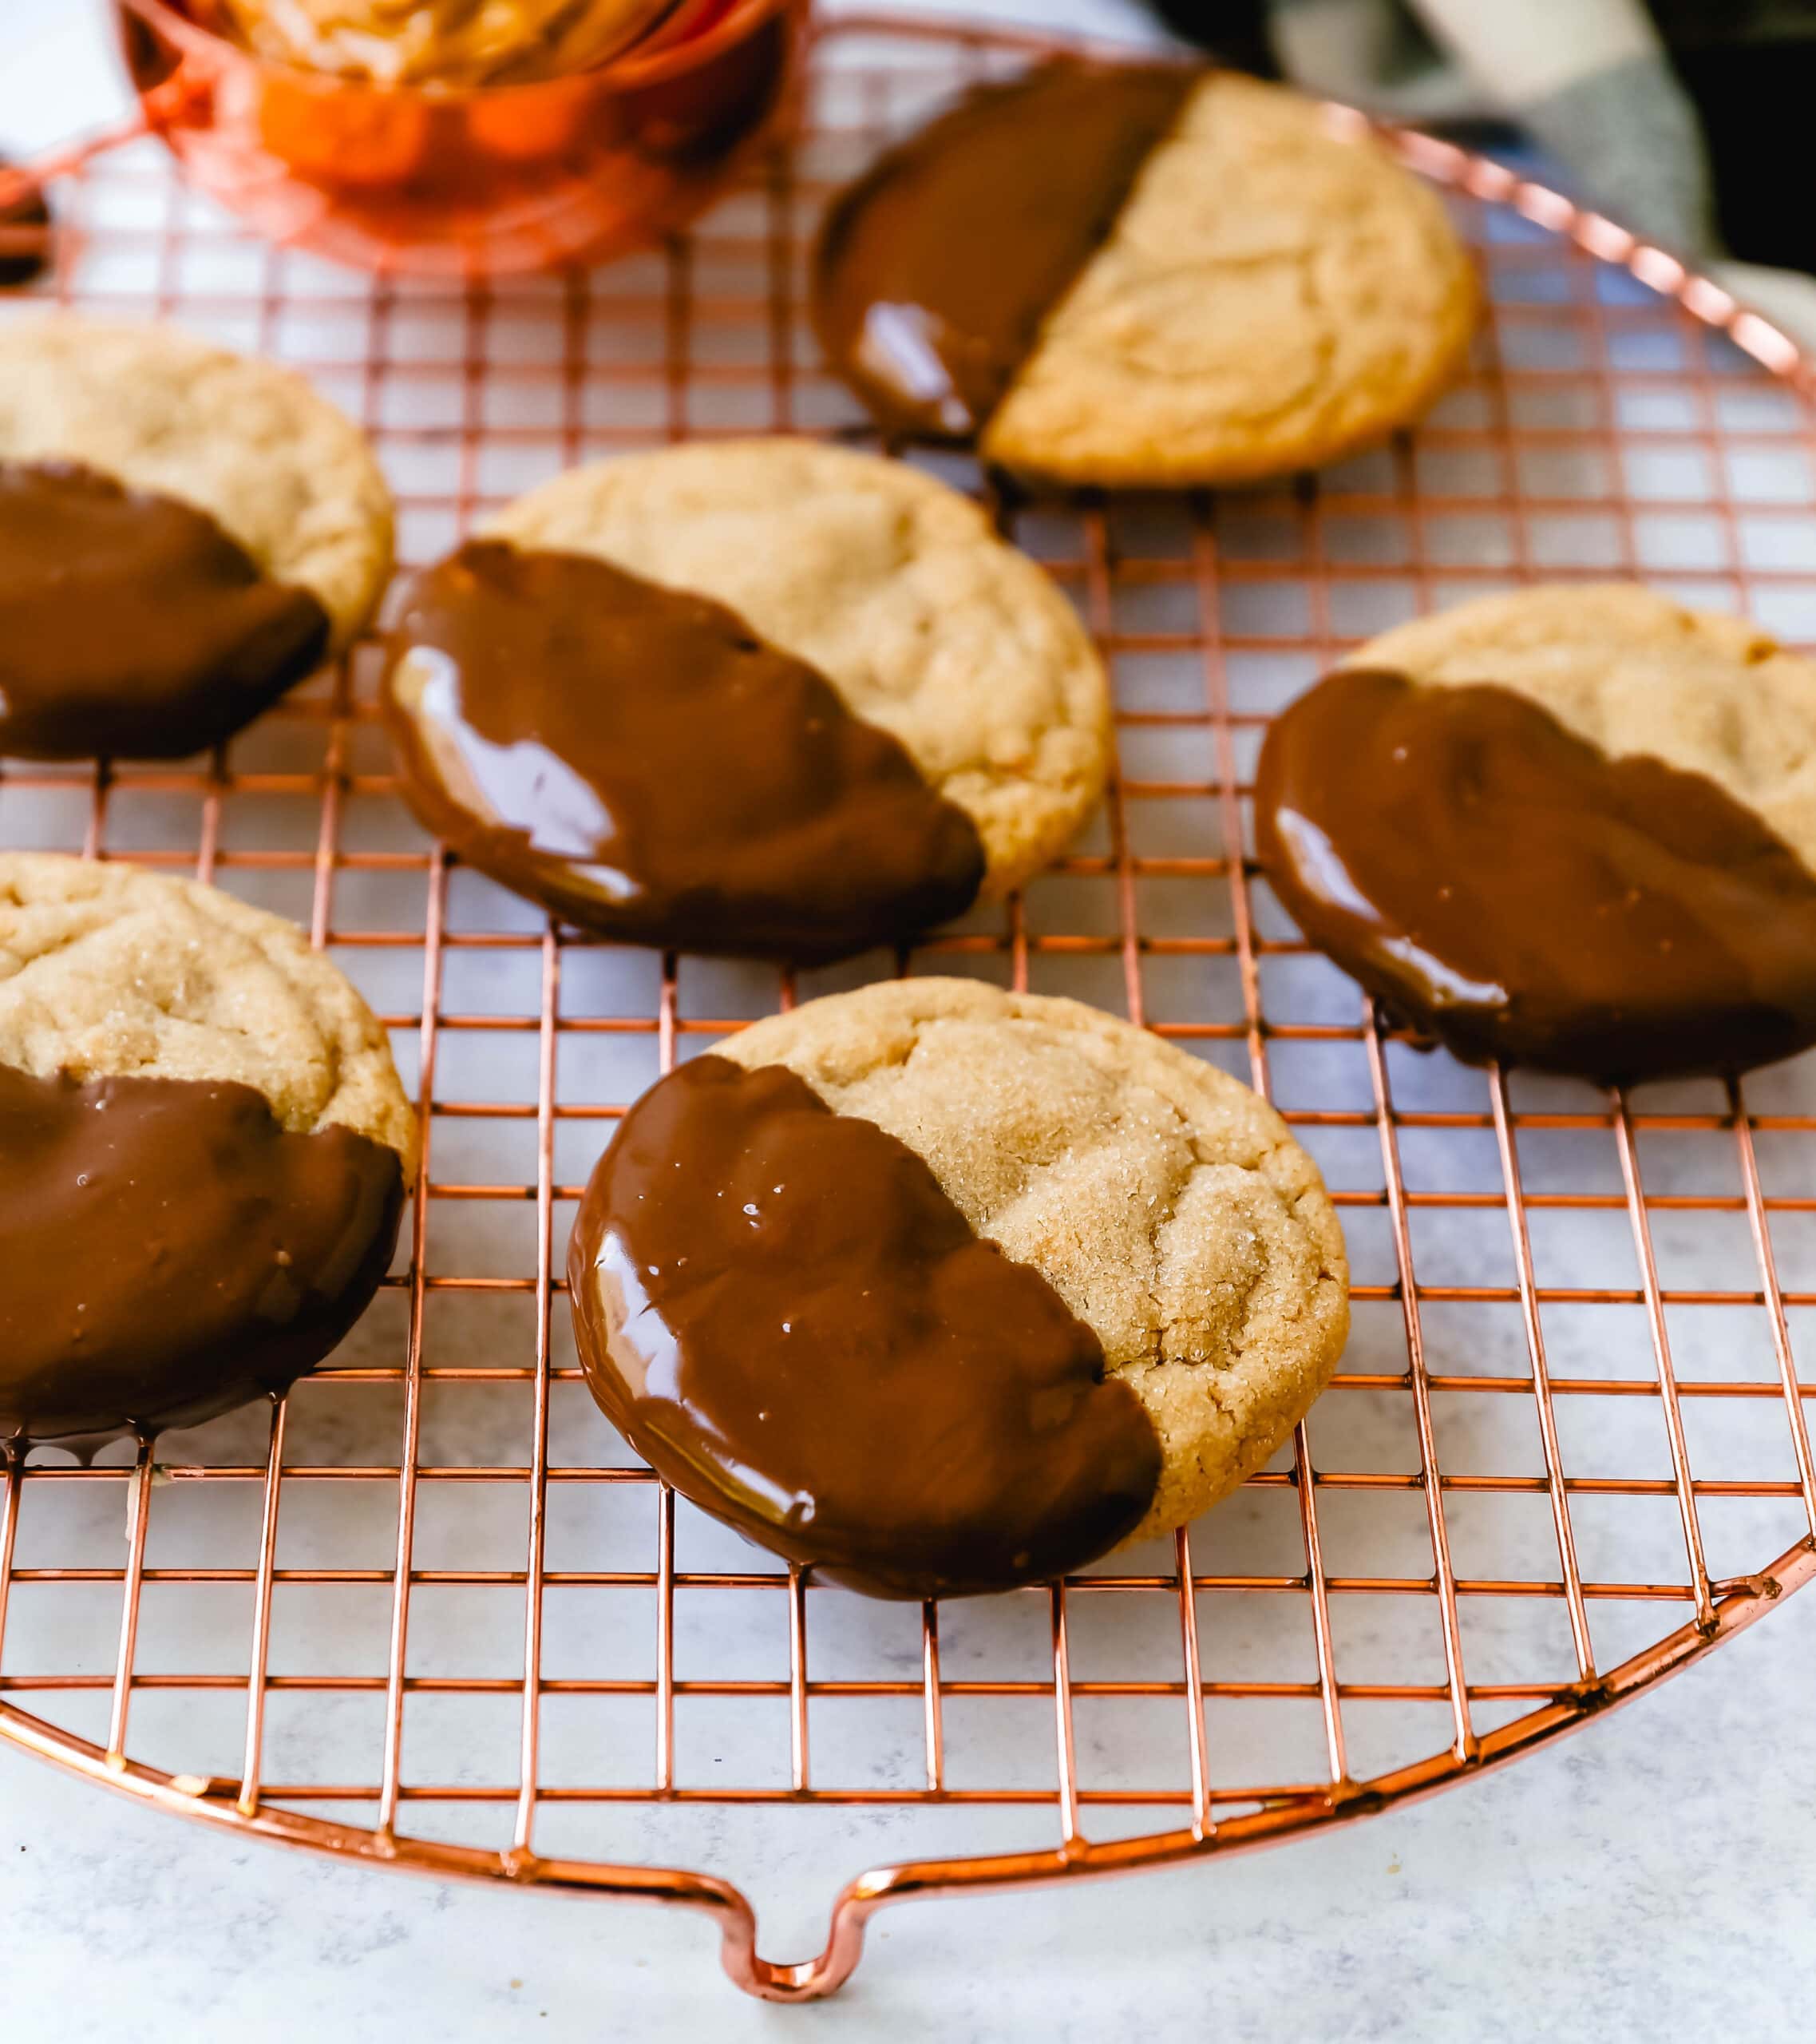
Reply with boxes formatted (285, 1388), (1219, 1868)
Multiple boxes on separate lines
(2, 13), (1816, 2005)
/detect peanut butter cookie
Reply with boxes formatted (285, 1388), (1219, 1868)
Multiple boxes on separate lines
(0, 319), (394, 762)
(1256, 584), (1816, 1079)
(568, 976), (1348, 1581)
(383, 441), (1110, 956)
(0, 853), (416, 1443)
(813, 62), (1480, 489)
(0, 317), (392, 650)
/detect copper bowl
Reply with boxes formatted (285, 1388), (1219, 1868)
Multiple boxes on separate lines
(112, 0), (809, 277)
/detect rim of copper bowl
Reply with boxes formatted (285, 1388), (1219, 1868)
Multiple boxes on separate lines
(110, 0), (805, 100)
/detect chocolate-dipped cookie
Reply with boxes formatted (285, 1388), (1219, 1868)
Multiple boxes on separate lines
(0, 157), (51, 287)
(0, 318), (394, 760)
(1256, 584), (1816, 1082)
(811, 62), (1479, 488)
(381, 440), (1110, 959)
(0, 854), (417, 1447)
(568, 979), (1349, 1598)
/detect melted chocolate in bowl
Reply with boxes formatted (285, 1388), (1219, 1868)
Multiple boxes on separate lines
(568, 1055), (1162, 1598)
(114, 0), (808, 279)
(810, 60), (1196, 440)
(0, 459), (330, 761)
(0, 1067), (405, 1445)
(1254, 667), (1816, 1080)
(382, 540), (986, 959)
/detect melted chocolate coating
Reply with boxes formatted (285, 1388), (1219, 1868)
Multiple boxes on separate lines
(1254, 667), (1816, 1081)
(567, 1055), (1161, 1598)
(382, 540), (986, 960)
(0, 460), (330, 761)
(0, 160), (51, 287)
(810, 61), (1196, 440)
(0, 1067), (405, 1446)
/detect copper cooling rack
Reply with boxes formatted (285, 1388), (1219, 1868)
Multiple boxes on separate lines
(3, 13), (1815, 2005)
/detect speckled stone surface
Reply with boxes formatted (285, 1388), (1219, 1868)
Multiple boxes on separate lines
(3, 1595), (1812, 2040)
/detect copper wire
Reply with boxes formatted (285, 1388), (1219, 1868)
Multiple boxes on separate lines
(0, 15), (1813, 2002)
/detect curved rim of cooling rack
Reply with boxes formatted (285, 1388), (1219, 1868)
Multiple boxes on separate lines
(5, 8), (1816, 2005)
(3, 1539), (1811, 2000)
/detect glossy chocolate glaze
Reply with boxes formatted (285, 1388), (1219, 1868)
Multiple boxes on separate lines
(567, 1054), (1161, 1598)
(1254, 667), (1816, 1081)
(0, 1066), (405, 1446)
(0, 160), (51, 287)
(382, 539), (986, 960)
(0, 460), (330, 761)
(810, 60), (1196, 440)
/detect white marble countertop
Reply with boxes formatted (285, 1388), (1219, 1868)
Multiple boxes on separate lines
(2, 4), (1814, 2038)
(5, 1590), (1814, 2040)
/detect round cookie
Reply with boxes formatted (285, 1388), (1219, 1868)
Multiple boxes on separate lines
(711, 979), (1349, 1546)
(1256, 584), (1816, 1079)
(0, 853), (417, 1444)
(989, 73), (1479, 486)
(0, 318), (394, 651)
(478, 441), (1111, 896)
(1337, 584), (1816, 862)
(812, 64), (1480, 489)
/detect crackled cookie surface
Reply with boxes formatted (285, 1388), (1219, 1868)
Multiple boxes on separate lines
(568, 978), (1349, 1591)
(0, 854), (416, 1444)
(0, 319), (393, 760)
(813, 63), (1479, 487)
(1256, 584), (1816, 1079)
(383, 441), (1109, 956)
